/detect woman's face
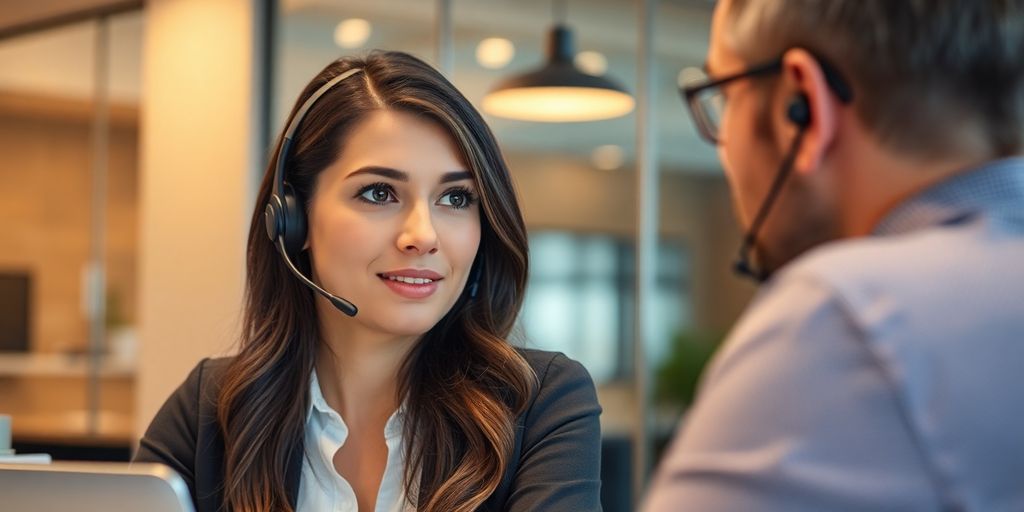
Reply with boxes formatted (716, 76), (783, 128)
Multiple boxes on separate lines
(307, 109), (481, 338)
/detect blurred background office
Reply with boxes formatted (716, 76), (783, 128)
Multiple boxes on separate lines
(0, 0), (752, 509)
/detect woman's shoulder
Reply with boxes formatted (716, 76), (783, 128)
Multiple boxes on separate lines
(516, 348), (594, 385)
(146, 356), (235, 426)
(494, 348), (603, 510)
(193, 356), (233, 387)
(514, 348), (601, 419)
(172, 356), (234, 400)
(134, 357), (236, 510)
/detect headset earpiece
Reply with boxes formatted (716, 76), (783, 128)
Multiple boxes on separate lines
(264, 184), (307, 261)
(787, 93), (811, 128)
(264, 195), (283, 245)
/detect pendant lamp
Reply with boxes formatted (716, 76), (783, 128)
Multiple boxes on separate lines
(482, 4), (634, 122)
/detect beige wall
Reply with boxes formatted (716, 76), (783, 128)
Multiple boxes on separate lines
(135, 0), (259, 438)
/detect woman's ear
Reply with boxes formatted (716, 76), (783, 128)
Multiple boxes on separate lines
(777, 47), (842, 175)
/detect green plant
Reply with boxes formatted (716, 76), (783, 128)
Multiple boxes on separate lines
(654, 330), (723, 407)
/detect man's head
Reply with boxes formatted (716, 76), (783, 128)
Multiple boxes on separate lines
(703, 0), (1024, 274)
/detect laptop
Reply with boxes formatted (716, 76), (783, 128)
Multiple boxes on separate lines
(0, 461), (194, 512)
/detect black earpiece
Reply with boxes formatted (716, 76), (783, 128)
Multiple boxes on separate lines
(787, 93), (811, 127)
(265, 167), (307, 262)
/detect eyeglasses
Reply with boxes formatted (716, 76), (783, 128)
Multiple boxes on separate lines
(681, 53), (853, 145)
(680, 58), (783, 145)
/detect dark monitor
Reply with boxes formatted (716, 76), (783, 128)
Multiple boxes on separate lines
(0, 272), (30, 352)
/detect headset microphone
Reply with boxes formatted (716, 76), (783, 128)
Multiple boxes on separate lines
(733, 94), (811, 282)
(273, 236), (359, 315)
(264, 67), (364, 316)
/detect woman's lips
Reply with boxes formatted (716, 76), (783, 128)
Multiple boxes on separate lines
(377, 269), (443, 299)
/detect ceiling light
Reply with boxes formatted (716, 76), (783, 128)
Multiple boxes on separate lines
(334, 19), (371, 49)
(476, 38), (515, 69)
(591, 145), (625, 171)
(483, 24), (633, 123)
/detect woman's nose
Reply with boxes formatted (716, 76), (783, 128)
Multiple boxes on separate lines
(396, 201), (439, 255)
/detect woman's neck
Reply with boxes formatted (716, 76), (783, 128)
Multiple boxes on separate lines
(314, 319), (418, 429)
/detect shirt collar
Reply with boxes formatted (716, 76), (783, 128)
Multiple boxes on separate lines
(873, 156), (1024, 236)
(307, 369), (332, 418)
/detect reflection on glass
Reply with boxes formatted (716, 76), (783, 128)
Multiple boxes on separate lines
(520, 232), (689, 384)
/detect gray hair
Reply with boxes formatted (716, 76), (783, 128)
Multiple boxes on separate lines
(724, 0), (1024, 158)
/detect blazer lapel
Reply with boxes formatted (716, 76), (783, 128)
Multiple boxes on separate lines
(285, 436), (304, 509)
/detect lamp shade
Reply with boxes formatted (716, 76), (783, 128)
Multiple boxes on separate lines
(482, 25), (634, 122)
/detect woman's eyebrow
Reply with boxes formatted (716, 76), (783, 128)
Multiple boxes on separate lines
(345, 167), (471, 184)
(440, 170), (472, 184)
(347, 166), (408, 181)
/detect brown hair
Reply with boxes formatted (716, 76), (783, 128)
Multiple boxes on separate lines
(217, 51), (536, 511)
(724, 0), (1024, 157)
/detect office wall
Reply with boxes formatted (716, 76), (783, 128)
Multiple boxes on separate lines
(134, 0), (259, 437)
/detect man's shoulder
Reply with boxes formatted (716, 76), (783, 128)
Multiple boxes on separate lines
(780, 227), (965, 290)
(740, 220), (1024, 394)
(776, 220), (1024, 322)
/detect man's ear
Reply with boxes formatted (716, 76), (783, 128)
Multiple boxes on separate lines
(776, 47), (842, 175)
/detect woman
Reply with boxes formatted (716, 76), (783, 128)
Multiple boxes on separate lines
(135, 51), (602, 512)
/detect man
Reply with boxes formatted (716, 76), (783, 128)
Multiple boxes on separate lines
(644, 1), (1024, 511)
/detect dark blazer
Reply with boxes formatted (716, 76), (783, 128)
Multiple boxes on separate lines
(134, 349), (602, 511)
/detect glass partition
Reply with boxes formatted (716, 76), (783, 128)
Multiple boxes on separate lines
(0, 9), (143, 456)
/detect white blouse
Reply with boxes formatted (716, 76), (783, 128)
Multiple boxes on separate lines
(296, 371), (415, 512)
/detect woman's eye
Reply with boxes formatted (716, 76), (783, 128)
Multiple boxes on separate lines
(357, 183), (395, 204)
(438, 189), (476, 209)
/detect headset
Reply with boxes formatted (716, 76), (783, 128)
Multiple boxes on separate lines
(733, 93), (812, 281)
(263, 67), (364, 316)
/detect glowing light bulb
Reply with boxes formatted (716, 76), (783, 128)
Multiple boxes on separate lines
(476, 38), (515, 69)
(334, 19), (372, 49)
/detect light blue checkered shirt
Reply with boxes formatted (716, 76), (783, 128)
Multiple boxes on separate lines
(645, 157), (1024, 512)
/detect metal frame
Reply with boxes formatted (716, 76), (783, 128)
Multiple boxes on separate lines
(634, 0), (659, 500)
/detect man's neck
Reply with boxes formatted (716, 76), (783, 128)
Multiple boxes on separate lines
(833, 131), (994, 237)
